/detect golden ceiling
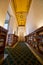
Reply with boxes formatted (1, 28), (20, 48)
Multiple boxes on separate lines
(10, 0), (32, 26)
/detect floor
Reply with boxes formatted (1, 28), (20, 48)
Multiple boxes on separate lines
(3, 42), (42, 65)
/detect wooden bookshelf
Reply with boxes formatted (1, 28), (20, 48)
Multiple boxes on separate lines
(25, 26), (43, 54)
(0, 26), (7, 63)
(7, 34), (18, 47)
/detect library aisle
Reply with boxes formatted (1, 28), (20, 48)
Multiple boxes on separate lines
(3, 42), (42, 65)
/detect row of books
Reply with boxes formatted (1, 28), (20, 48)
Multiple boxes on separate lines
(0, 26), (7, 62)
(25, 26), (43, 54)
(7, 34), (18, 47)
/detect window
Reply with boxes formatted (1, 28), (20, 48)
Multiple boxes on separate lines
(4, 12), (10, 30)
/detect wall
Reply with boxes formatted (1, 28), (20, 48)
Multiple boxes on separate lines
(8, 5), (18, 34)
(26, 0), (43, 35)
(18, 27), (25, 41)
(0, 0), (10, 27)
(8, 16), (18, 34)
(18, 27), (25, 36)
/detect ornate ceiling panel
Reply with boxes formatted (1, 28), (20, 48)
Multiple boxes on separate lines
(16, 12), (27, 26)
(10, 0), (32, 26)
(13, 0), (31, 12)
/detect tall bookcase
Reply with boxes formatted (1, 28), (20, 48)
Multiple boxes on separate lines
(0, 26), (7, 63)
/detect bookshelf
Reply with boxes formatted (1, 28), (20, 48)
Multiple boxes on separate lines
(0, 26), (7, 62)
(25, 26), (43, 54)
(7, 34), (18, 46)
